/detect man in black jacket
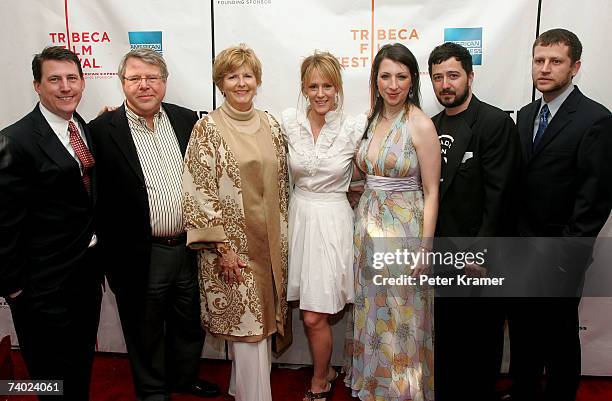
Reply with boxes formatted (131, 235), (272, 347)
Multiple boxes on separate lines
(509, 28), (612, 401)
(89, 48), (218, 400)
(0, 46), (102, 400)
(428, 42), (521, 401)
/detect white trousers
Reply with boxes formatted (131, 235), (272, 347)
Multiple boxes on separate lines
(228, 337), (272, 401)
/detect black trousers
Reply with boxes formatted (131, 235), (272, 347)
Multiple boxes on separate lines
(434, 297), (505, 401)
(8, 250), (103, 401)
(115, 242), (204, 401)
(507, 298), (581, 401)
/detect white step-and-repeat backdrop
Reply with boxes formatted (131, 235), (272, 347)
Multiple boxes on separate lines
(1, 0), (610, 375)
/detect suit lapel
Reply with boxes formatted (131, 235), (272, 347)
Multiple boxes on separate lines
(439, 96), (479, 199)
(531, 88), (580, 159)
(33, 106), (80, 174)
(34, 106), (93, 203)
(519, 100), (539, 163)
(109, 105), (145, 184)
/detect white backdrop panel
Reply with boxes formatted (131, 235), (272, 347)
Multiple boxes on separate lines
(539, 0), (611, 110)
(213, 0), (536, 119)
(0, 1), (66, 127)
(0, 0), (213, 128)
(63, 0), (214, 116)
(213, 1), (372, 117)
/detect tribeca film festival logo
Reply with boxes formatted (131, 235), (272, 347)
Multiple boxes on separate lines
(370, 248), (506, 287)
(338, 25), (420, 69)
(128, 31), (163, 54)
(444, 27), (483, 65)
(48, 30), (113, 79)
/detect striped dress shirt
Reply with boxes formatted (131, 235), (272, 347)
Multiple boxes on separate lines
(125, 105), (185, 237)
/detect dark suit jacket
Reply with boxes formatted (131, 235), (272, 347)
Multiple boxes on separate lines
(88, 103), (198, 294)
(517, 87), (611, 238)
(434, 95), (521, 238)
(516, 87), (612, 292)
(0, 105), (97, 297)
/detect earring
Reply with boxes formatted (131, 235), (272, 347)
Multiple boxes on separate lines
(335, 93), (339, 106)
(408, 87), (414, 99)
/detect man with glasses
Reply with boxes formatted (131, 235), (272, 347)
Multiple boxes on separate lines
(89, 48), (219, 400)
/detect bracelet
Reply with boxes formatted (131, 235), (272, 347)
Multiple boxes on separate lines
(214, 243), (230, 256)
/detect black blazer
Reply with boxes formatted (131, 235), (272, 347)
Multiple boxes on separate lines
(0, 105), (97, 297)
(433, 95), (521, 238)
(514, 87), (612, 295)
(88, 103), (198, 294)
(516, 87), (612, 238)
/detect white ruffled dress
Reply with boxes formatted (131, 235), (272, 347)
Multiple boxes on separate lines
(281, 108), (366, 314)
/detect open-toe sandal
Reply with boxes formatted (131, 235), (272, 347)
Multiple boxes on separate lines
(303, 383), (332, 401)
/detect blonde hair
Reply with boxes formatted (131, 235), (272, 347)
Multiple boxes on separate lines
(300, 51), (344, 108)
(213, 44), (262, 90)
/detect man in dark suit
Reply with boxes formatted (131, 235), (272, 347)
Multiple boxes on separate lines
(427, 42), (521, 401)
(0, 46), (102, 400)
(88, 48), (218, 400)
(509, 29), (612, 401)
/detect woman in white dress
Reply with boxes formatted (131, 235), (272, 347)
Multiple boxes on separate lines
(281, 51), (365, 401)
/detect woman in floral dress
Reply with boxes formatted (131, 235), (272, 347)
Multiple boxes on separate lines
(345, 43), (441, 401)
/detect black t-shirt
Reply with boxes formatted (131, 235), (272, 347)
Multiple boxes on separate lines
(436, 110), (465, 167)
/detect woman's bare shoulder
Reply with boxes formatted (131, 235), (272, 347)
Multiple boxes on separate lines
(408, 106), (436, 137)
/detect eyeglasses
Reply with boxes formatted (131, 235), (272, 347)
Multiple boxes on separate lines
(123, 75), (165, 85)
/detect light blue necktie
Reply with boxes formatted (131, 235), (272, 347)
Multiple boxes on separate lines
(533, 104), (550, 149)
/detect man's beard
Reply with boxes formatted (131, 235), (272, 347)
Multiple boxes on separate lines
(437, 85), (470, 109)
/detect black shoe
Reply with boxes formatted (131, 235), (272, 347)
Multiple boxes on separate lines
(499, 392), (512, 401)
(174, 380), (220, 398)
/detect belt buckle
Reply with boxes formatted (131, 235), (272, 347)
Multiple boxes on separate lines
(166, 237), (181, 246)
(153, 234), (185, 246)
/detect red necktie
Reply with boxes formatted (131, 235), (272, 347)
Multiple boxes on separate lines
(68, 121), (95, 194)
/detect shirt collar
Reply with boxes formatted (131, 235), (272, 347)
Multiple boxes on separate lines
(296, 108), (342, 131)
(39, 102), (78, 139)
(539, 83), (575, 120)
(124, 101), (165, 126)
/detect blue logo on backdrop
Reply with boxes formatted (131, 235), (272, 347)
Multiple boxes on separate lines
(444, 28), (482, 65)
(128, 31), (163, 54)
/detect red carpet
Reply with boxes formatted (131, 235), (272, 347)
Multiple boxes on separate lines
(5, 351), (612, 400)
(0, 336), (13, 380)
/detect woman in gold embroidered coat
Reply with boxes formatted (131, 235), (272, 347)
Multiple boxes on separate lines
(182, 44), (290, 401)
